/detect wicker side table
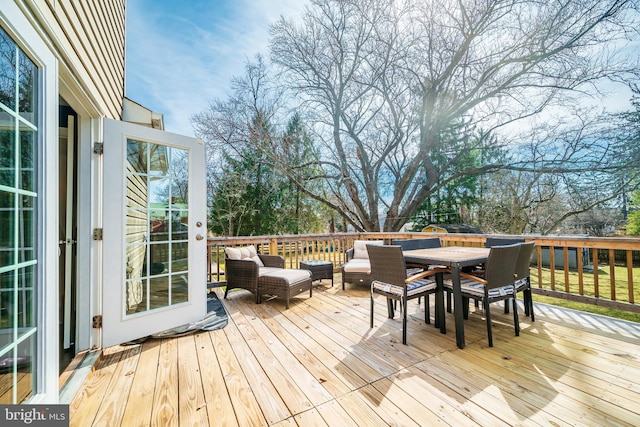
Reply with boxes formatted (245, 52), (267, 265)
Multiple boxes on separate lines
(300, 260), (334, 287)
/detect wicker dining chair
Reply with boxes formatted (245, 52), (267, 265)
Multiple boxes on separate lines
(367, 245), (444, 345)
(514, 242), (536, 321)
(444, 243), (521, 347)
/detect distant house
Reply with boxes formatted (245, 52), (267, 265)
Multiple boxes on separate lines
(1, 1), (207, 404)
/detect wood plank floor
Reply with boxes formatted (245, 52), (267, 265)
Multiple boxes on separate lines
(69, 281), (640, 426)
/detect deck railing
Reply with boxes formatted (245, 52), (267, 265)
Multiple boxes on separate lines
(207, 232), (640, 313)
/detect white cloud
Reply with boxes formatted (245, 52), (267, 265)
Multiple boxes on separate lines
(126, 0), (307, 136)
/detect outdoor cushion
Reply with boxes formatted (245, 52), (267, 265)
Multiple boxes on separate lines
(225, 245), (264, 266)
(225, 247), (242, 260)
(260, 268), (311, 283)
(342, 258), (371, 273)
(372, 278), (437, 298)
(353, 240), (383, 259)
(258, 267), (284, 277)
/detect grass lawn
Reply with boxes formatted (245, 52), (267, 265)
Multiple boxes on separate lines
(532, 266), (640, 323)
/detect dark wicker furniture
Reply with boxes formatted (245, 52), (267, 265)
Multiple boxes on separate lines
(300, 260), (334, 286)
(367, 245), (444, 345)
(443, 243), (521, 347)
(341, 240), (383, 289)
(224, 252), (312, 309)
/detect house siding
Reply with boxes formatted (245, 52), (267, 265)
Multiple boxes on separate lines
(22, 0), (126, 118)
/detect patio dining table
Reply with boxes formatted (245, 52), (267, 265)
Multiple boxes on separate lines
(404, 246), (491, 349)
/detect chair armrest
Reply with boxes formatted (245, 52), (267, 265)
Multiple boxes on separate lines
(259, 254), (285, 268)
(406, 267), (449, 283)
(225, 258), (259, 291)
(226, 258), (259, 276)
(460, 271), (487, 285)
(345, 248), (354, 261)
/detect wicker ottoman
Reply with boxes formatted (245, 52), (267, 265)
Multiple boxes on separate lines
(258, 269), (313, 309)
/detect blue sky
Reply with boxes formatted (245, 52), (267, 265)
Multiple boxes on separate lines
(125, 0), (308, 136)
(126, 1), (635, 138)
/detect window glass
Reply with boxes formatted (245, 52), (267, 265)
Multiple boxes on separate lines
(125, 140), (189, 316)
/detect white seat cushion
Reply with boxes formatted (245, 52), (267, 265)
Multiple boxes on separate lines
(260, 268), (311, 284)
(258, 267), (283, 277)
(444, 278), (515, 299)
(372, 279), (436, 298)
(342, 259), (371, 273)
(353, 240), (383, 259)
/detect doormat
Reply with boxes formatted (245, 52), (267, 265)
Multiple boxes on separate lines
(123, 294), (229, 344)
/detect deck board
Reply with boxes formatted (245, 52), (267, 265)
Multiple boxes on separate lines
(70, 283), (640, 426)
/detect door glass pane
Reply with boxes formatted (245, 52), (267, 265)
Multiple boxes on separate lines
(0, 192), (14, 266)
(125, 140), (189, 316)
(0, 114), (15, 187)
(0, 30), (16, 111)
(18, 49), (36, 122)
(127, 140), (147, 174)
(0, 25), (38, 404)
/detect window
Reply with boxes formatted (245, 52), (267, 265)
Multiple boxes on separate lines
(0, 25), (38, 404)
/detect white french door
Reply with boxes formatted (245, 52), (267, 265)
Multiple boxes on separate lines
(102, 119), (206, 347)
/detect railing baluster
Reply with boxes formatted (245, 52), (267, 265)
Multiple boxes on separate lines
(609, 249), (616, 301)
(593, 249), (599, 298)
(577, 245), (584, 296)
(563, 247), (570, 292)
(628, 250), (634, 304)
(549, 246), (556, 291)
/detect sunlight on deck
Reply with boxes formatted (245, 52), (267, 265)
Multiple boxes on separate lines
(69, 279), (640, 426)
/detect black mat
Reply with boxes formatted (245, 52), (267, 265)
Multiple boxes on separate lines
(124, 294), (228, 344)
(151, 293), (229, 338)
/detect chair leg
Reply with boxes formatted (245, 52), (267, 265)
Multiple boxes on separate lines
(528, 289), (535, 322)
(462, 297), (469, 319)
(446, 291), (452, 313)
(425, 296), (431, 324)
(484, 298), (493, 347)
(387, 298), (395, 318)
(402, 297), (408, 345)
(370, 292), (374, 328)
(512, 296), (520, 336)
(504, 298), (510, 314)
(224, 288), (229, 299)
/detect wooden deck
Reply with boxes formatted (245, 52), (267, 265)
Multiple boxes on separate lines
(69, 281), (640, 426)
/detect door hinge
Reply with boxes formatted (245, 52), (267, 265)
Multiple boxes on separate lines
(92, 228), (103, 240)
(93, 142), (104, 155)
(92, 315), (102, 329)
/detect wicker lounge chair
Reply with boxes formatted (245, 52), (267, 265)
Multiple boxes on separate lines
(341, 240), (383, 289)
(224, 245), (312, 309)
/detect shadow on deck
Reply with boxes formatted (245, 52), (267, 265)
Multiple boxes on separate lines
(68, 278), (640, 426)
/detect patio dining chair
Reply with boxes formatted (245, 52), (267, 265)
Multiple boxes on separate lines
(367, 245), (444, 345)
(514, 242), (536, 321)
(444, 243), (521, 347)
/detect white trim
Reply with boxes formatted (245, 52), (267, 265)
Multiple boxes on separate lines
(1, 1), (60, 404)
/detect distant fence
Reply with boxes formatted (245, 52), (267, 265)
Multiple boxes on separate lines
(207, 232), (640, 313)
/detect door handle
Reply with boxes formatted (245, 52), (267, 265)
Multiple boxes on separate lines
(196, 234), (204, 241)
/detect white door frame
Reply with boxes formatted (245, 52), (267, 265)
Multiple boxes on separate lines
(0, 1), (59, 403)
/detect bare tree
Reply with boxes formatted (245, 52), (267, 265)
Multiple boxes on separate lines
(269, 0), (640, 231)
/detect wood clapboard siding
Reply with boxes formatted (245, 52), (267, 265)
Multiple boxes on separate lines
(69, 283), (640, 426)
(22, 0), (125, 118)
